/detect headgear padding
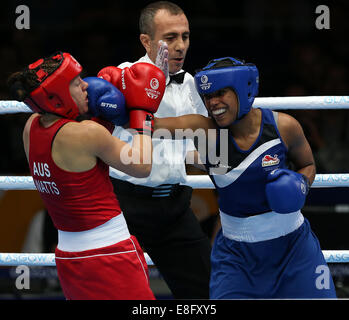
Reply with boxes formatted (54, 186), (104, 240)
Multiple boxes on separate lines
(195, 57), (259, 121)
(24, 52), (82, 119)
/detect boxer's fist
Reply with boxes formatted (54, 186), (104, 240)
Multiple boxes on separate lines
(98, 63), (165, 113)
(266, 168), (310, 214)
(121, 63), (165, 112)
(84, 77), (128, 126)
(98, 63), (165, 135)
(121, 63), (166, 135)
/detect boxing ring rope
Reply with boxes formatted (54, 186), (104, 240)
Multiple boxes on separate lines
(0, 252), (155, 267)
(1, 97), (349, 266)
(1, 173), (349, 190)
(1, 96), (349, 113)
(1, 251), (349, 266)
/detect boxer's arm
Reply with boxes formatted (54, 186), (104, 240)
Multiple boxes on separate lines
(91, 117), (115, 134)
(186, 150), (207, 171)
(81, 120), (152, 178)
(154, 114), (215, 137)
(277, 112), (316, 184)
(22, 113), (40, 161)
(265, 112), (315, 214)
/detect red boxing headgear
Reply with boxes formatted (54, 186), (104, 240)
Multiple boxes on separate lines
(24, 52), (82, 119)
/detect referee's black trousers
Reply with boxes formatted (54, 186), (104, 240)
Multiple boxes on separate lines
(110, 178), (212, 299)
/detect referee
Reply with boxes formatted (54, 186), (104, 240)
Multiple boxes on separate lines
(101, 2), (211, 299)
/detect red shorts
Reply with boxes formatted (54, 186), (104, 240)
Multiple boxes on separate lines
(55, 235), (155, 300)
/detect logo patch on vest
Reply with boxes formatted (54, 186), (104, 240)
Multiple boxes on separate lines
(262, 154), (280, 167)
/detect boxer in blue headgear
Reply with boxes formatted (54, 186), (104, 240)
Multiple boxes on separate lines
(195, 57), (259, 124)
(155, 56), (336, 299)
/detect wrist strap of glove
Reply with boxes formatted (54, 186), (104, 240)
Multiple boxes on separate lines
(129, 109), (154, 136)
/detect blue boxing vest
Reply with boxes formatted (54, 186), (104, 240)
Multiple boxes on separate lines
(205, 108), (288, 218)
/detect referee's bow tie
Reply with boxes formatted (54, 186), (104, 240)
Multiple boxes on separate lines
(168, 71), (186, 85)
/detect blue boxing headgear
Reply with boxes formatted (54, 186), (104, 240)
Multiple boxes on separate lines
(195, 57), (259, 122)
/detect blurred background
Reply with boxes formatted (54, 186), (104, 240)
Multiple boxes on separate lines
(0, 0), (349, 299)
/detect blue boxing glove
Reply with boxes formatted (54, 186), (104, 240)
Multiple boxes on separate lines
(266, 168), (310, 214)
(84, 77), (129, 126)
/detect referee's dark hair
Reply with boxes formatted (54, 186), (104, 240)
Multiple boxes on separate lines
(139, 1), (184, 39)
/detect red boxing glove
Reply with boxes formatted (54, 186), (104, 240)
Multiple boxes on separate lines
(97, 66), (122, 87)
(98, 63), (166, 135)
(122, 63), (165, 135)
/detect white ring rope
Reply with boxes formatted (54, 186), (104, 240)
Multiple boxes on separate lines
(0, 251), (348, 266)
(0, 101), (31, 114)
(253, 96), (349, 110)
(1, 96), (349, 114)
(1, 174), (349, 190)
(0, 252), (154, 266)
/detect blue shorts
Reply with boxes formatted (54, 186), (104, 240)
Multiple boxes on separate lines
(210, 218), (337, 299)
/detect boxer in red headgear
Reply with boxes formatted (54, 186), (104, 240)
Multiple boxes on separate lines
(23, 52), (82, 119)
(7, 52), (165, 299)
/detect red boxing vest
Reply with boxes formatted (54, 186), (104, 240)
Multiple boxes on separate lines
(28, 116), (121, 231)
